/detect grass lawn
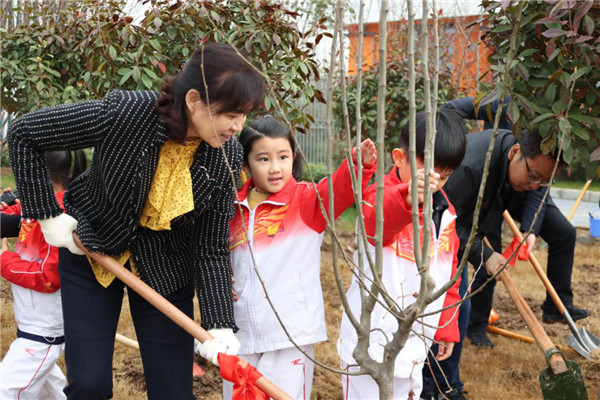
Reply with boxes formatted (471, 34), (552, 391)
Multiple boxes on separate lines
(336, 205), (358, 232)
(0, 169), (15, 190)
(553, 179), (600, 191)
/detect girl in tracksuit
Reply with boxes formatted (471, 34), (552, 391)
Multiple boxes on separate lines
(225, 116), (377, 399)
(0, 150), (86, 400)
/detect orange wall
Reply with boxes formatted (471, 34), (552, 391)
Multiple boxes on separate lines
(346, 15), (492, 96)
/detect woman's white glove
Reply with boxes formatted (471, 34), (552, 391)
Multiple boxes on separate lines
(38, 214), (84, 255)
(194, 328), (240, 366)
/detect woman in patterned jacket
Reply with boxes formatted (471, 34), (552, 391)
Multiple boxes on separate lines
(8, 43), (264, 400)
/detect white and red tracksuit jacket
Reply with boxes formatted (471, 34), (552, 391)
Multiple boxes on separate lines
(230, 159), (376, 354)
(1, 191), (64, 338)
(338, 167), (460, 378)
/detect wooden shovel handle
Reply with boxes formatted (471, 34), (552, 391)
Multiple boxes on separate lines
(567, 180), (592, 221)
(115, 333), (140, 350)
(502, 210), (566, 314)
(486, 326), (577, 356)
(483, 237), (567, 375)
(73, 233), (292, 400)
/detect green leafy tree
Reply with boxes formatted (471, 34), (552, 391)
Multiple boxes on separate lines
(480, 0), (600, 177)
(1, 0), (325, 133)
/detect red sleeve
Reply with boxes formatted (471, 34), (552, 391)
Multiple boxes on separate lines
(434, 231), (461, 343)
(0, 247), (60, 293)
(301, 159), (377, 233)
(363, 178), (415, 247)
(1, 202), (22, 216)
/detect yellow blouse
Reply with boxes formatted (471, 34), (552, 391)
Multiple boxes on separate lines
(88, 139), (202, 287)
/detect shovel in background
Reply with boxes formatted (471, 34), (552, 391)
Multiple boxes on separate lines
(566, 180), (592, 222)
(484, 238), (588, 399)
(73, 233), (293, 400)
(503, 211), (600, 359)
(486, 325), (578, 357)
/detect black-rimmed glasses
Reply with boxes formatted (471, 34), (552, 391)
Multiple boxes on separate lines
(524, 157), (555, 186)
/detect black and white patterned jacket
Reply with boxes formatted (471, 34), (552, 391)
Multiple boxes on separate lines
(8, 90), (241, 331)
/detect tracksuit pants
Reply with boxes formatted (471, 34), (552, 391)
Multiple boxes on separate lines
(0, 338), (66, 399)
(223, 344), (314, 400)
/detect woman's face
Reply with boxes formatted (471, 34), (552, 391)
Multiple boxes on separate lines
(185, 92), (247, 147)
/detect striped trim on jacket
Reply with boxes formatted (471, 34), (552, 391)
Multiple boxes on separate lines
(8, 90), (242, 330)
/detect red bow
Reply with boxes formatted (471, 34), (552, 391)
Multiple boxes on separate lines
(501, 236), (530, 267)
(218, 353), (268, 400)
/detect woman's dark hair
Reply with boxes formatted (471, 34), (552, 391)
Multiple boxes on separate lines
(46, 150), (87, 188)
(397, 109), (467, 171)
(155, 43), (265, 140)
(239, 116), (303, 180)
(518, 129), (566, 166)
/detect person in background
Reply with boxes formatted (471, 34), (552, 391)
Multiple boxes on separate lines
(225, 116), (377, 398)
(339, 109), (466, 400)
(421, 111), (589, 400)
(442, 97), (589, 342)
(8, 42), (264, 399)
(1, 150), (86, 399)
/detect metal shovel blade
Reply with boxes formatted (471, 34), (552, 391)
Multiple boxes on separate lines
(581, 327), (600, 348)
(540, 360), (588, 400)
(566, 335), (591, 359)
(565, 326), (600, 359)
(563, 313), (600, 359)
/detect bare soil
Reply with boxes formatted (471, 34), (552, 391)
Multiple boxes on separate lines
(2, 228), (599, 399)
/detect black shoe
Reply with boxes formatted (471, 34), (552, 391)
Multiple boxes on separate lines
(419, 392), (436, 400)
(440, 389), (468, 400)
(467, 330), (494, 348)
(542, 305), (591, 324)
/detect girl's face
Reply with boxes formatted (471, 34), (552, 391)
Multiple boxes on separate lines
(185, 92), (247, 147)
(246, 136), (295, 195)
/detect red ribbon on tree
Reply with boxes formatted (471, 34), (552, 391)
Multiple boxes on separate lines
(218, 353), (268, 400)
(502, 236), (530, 267)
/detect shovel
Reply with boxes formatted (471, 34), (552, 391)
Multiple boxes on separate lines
(503, 210), (600, 359)
(566, 180), (592, 221)
(486, 325), (578, 357)
(485, 237), (588, 399)
(73, 233), (292, 400)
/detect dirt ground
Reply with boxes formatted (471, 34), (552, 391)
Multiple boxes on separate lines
(1, 227), (599, 399)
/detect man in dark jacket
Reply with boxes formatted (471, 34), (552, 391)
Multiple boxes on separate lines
(443, 97), (590, 336)
(421, 125), (590, 400)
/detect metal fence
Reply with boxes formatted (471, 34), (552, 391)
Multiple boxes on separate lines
(294, 80), (329, 166)
(295, 106), (328, 166)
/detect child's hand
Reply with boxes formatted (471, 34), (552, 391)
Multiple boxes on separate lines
(1, 238), (8, 255)
(351, 139), (377, 166)
(406, 169), (439, 207)
(436, 340), (454, 361)
(359, 138), (377, 166)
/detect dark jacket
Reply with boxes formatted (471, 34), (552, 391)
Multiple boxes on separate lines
(442, 97), (550, 235)
(442, 96), (512, 130)
(442, 129), (521, 269)
(8, 90), (241, 330)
